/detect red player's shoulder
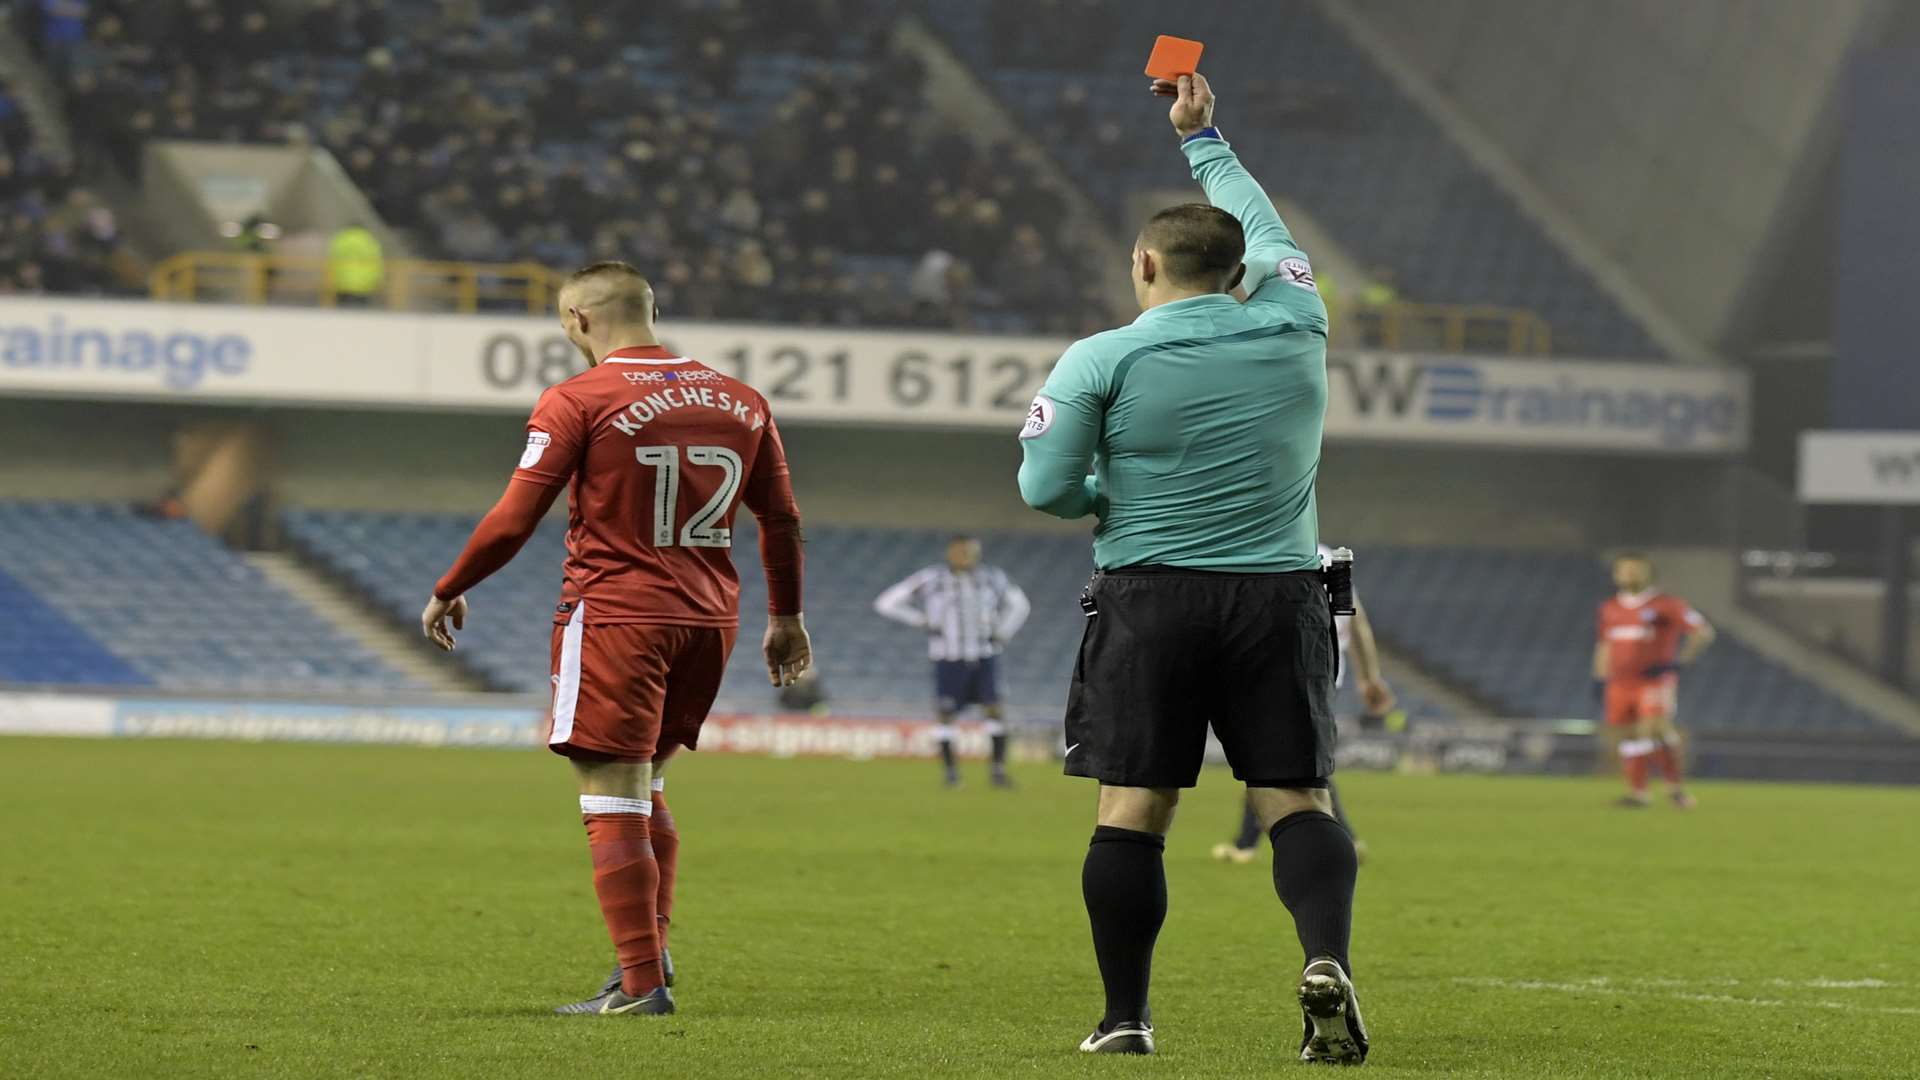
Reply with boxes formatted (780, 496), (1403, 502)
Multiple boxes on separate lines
(538, 359), (624, 400)
(1657, 592), (1694, 615)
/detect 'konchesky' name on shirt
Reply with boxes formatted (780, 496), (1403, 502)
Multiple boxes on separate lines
(608, 387), (764, 436)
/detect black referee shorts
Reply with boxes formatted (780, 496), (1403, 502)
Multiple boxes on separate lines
(1062, 566), (1337, 789)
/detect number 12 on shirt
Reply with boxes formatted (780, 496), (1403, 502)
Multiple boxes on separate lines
(634, 445), (743, 548)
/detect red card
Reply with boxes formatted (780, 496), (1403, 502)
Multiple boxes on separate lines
(1144, 35), (1204, 80)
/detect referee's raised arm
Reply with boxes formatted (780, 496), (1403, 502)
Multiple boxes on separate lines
(1162, 74), (1326, 322)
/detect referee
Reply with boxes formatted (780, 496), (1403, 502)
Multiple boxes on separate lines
(873, 535), (1031, 787)
(1018, 74), (1366, 1063)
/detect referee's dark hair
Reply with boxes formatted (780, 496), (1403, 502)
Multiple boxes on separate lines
(1139, 203), (1246, 291)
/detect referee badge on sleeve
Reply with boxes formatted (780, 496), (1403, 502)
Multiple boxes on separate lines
(1020, 395), (1055, 439)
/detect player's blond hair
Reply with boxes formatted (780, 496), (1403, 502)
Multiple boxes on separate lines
(562, 261), (655, 323)
(1612, 551), (1654, 578)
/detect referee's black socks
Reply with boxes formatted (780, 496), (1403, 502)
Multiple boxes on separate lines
(1082, 825), (1166, 1026)
(1268, 810), (1358, 977)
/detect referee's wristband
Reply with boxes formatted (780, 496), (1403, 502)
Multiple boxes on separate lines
(1180, 126), (1223, 144)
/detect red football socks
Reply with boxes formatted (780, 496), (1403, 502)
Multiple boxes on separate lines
(651, 787), (679, 950)
(1653, 741), (1685, 786)
(1619, 742), (1651, 794)
(583, 808), (664, 997)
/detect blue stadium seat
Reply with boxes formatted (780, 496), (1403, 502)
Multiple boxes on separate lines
(0, 502), (419, 694)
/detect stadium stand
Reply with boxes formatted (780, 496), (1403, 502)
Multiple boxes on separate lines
(0, 496), (1883, 735)
(1363, 547), (1898, 734)
(3, 0), (1681, 353)
(0, 564), (147, 686)
(282, 510), (1903, 734)
(0, 500), (418, 692)
(0, 486), (1893, 743)
(20, 0), (1105, 335)
(283, 510), (1097, 715)
(922, 0), (1664, 359)
(284, 509), (1451, 722)
(0, 73), (129, 296)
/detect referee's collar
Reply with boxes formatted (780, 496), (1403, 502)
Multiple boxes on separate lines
(1133, 293), (1240, 324)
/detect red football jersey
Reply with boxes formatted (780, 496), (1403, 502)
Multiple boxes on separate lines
(1596, 591), (1703, 683)
(513, 345), (801, 627)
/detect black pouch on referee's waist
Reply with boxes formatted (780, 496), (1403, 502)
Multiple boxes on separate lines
(1321, 547), (1355, 616)
(1321, 547), (1355, 683)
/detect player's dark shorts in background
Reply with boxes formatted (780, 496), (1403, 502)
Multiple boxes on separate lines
(1063, 566), (1336, 788)
(934, 656), (1001, 713)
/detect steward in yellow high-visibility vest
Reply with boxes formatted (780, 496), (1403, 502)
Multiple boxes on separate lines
(329, 225), (384, 303)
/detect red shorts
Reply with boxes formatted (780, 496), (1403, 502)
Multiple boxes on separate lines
(547, 608), (738, 760)
(1605, 678), (1677, 728)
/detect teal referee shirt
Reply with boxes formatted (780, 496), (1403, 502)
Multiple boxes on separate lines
(1017, 132), (1329, 573)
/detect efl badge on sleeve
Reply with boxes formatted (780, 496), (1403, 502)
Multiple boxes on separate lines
(1020, 395), (1055, 439)
(1280, 257), (1317, 293)
(519, 431), (552, 469)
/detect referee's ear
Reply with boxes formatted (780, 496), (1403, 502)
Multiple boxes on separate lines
(1225, 263), (1247, 294)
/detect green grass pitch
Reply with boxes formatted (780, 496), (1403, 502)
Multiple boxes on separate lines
(3, 737), (1917, 1079)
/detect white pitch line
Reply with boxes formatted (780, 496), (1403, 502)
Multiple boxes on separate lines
(1775, 978), (1898, 990)
(1455, 978), (1920, 1018)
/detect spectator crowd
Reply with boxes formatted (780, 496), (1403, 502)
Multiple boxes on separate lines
(0, 73), (127, 295)
(10, 0), (1109, 334)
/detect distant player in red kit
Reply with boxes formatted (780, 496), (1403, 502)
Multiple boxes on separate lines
(1593, 553), (1714, 809)
(420, 261), (810, 1015)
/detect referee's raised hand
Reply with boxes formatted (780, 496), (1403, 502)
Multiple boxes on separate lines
(1150, 72), (1216, 137)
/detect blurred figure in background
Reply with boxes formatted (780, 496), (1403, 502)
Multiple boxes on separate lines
(328, 222), (384, 306)
(1595, 553), (1714, 809)
(874, 535), (1031, 788)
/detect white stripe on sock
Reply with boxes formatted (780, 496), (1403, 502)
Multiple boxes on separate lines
(650, 777), (665, 792)
(580, 795), (652, 816)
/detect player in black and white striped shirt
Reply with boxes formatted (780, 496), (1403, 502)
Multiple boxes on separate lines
(874, 535), (1031, 787)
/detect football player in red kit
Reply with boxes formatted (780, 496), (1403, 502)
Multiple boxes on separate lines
(1594, 553), (1715, 809)
(421, 261), (811, 1015)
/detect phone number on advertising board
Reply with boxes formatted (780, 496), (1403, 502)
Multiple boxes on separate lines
(477, 335), (1058, 416)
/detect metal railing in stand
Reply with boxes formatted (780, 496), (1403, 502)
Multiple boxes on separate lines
(149, 252), (565, 314)
(1350, 302), (1553, 356)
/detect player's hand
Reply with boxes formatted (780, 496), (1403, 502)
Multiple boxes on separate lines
(421, 594), (468, 651)
(1359, 676), (1396, 715)
(764, 614), (812, 687)
(1152, 73), (1216, 137)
